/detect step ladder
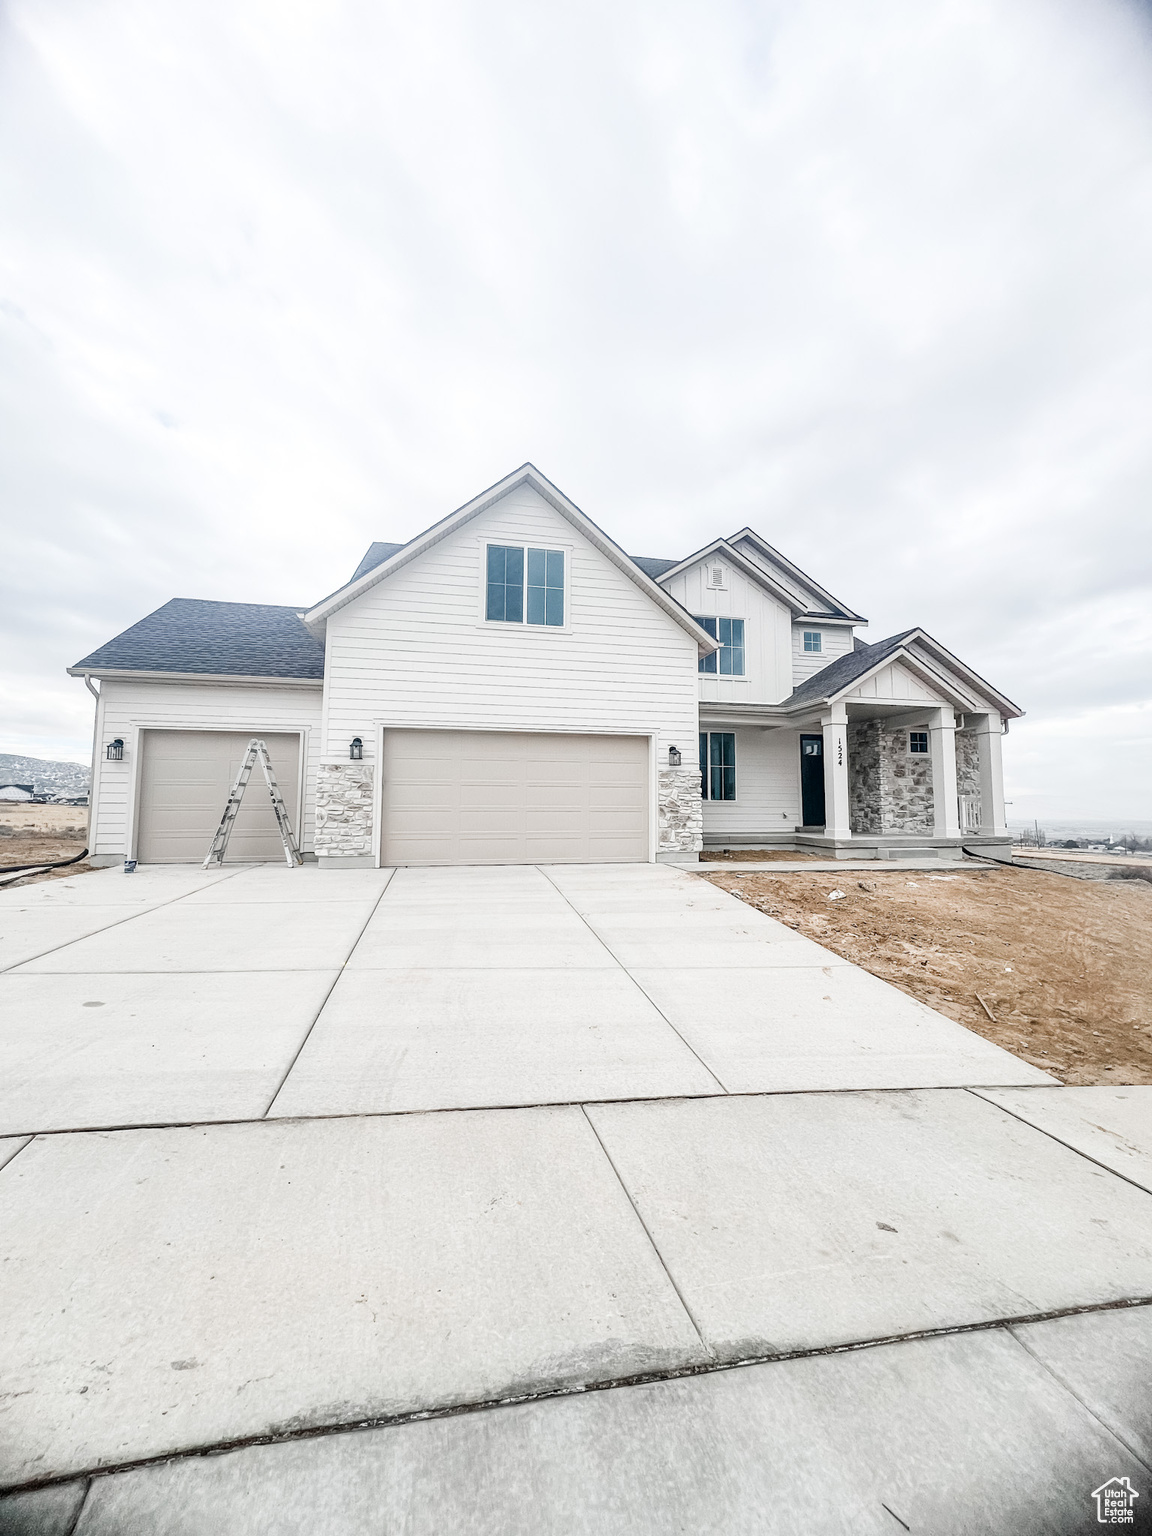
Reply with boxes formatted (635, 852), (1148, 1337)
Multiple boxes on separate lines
(203, 738), (303, 869)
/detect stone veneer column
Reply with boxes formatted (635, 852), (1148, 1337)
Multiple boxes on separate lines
(658, 767), (704, 854)
(314, 762), (375, 860)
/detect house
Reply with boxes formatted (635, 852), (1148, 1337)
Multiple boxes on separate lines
(70, 465), (1019, 867)
(0, 784), (36, 802)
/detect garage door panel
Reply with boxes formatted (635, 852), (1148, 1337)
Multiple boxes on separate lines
(381, 730), (648, 866)
(138, 731), (302, 864)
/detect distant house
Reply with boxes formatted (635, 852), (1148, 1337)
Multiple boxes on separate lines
(0, 784), (35, 802)
(70, 464), (1021, 868)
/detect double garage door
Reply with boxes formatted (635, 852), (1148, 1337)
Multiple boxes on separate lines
(136, 730), (302, 864)
(380, 730), (650, 865)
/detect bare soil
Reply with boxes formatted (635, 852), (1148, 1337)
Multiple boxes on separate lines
(701, 849), (821, 862)
(702, 864), (1152, 1084)
(0, 803), (97, 887)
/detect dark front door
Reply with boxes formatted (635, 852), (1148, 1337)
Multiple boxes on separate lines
(800, 735), (825, 827)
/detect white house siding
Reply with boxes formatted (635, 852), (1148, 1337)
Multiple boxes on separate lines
(89, 679), (323, 859)
(659, 562), (793, 705)
(700, 727), (801, 844)
(319, 486), (701, 761)
(791, 624), (854, 686)
(843, 660), (942, 705)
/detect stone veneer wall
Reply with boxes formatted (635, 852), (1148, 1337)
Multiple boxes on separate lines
(881, 725), (934, 832)
(848, 722), (882, 834)
(314, 762), (375, 857)
(846, 722), (935, 834)
(659, 767), (704, 853)
(956, 732), (980, 797)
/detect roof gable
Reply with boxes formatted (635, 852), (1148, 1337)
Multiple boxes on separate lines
(784, 628), (1021, 716)
(651, 538), (812, 616)
(305, 464), (720, 653)
(728, 529), (865, 621)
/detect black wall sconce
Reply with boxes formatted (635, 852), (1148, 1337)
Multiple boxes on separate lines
(668, 745), (682, 767)
(349, 737), (363, 761)
(106, 739), (124, 761)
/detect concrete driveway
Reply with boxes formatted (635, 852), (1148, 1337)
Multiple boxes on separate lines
(1, 862), (1150, 1533)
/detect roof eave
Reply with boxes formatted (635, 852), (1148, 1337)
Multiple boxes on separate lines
(728, 527), (866, 622)
(67, 667), (323, 688)
(653, 539), (809, 617)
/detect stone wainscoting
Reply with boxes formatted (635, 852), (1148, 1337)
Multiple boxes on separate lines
(848, 722), (934, 835)
(314, 762), (375, 858)
(658, 767), (704, 853)
(956, 731), (980, 797)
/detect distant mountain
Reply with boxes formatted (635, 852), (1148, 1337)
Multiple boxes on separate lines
(0, 753), (90, 798)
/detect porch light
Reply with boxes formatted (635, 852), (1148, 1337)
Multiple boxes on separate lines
(106, 739), (124, 761)
(349, 737), (363, 761)
(668, 745), (682, 767)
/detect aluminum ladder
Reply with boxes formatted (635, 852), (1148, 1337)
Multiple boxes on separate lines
(202, 738), (303, 869)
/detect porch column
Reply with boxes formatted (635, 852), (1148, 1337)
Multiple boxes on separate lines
(821, 705), (852, 838)
(971, 712), (1007, 836)
(929, 706), (960, 838)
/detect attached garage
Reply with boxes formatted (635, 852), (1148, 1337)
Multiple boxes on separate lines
(136, 730), (303, 863)
(380, 729), (650, 866)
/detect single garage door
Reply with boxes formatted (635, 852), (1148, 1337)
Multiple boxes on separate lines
(137, 730), (302, 863)
(381, 730), (649, 865)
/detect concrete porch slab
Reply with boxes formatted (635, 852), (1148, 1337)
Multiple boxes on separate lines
(0, 1108), (706, 1486)
(585, 1090), (1152, 1361)
(626, 966), (1052, 1092)
(975, 1087), (1152, 1195)
(70, 1322), (1151, 1535)
(9, 898), (381, 974)
(0, 972), (340, 1135)
(266, 968), (724, 1118)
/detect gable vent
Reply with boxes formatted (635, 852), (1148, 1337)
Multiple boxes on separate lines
(708, 565), (726, 588)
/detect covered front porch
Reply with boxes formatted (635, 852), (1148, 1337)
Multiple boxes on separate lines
(698, 700), (1012, 863)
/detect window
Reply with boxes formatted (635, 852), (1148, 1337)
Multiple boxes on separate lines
(699, 732), (736, 800)
(909, 731), (929, 754)
(486, 545), (564, 626)
(803, 631), (822, 653)
(695, 617), (745, 675)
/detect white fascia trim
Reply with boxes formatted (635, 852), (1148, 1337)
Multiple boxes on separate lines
(66, 668), (323, 689)
(895, 631), (1023, 718)
(728, 527), (867, 623)
(654, 539), (809, 616)
(303, 463), (721, 654)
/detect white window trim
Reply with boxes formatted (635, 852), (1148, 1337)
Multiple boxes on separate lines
(475, 537), (573, 633)
(802, 630), (823, 653)
(699, 729), (738, 803)
(694, 615), (748, 680)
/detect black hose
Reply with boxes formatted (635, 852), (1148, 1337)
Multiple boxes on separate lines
(0, 847), (90, 874)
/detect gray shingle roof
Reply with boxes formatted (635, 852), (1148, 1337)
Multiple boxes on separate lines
(630, 556), (679, 579)
(349, 541), (406, 583)
(783, 631), (916, 707)
(71, 599), (325, 680)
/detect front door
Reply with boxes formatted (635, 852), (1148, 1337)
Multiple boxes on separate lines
(800, 735), (825, 827)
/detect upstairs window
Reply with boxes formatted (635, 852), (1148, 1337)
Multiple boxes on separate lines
(696, 616), (745, 675)
(909, 731), (929, 754)
(486, 545), (564, 626)
(699, 732), (736, 800)
(803, 631), (822, 653)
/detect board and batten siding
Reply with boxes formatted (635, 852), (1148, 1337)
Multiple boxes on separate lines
(658, 561), (794, 706)
(89, 679), (323, 858)
(700, 728), (801, 841)
(791, 624), (854, 686)
(843, 660), (943, 704)
(320, 485), (701, 759)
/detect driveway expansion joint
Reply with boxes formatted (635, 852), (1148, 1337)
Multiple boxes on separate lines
(4, 1293), (1152, 1500)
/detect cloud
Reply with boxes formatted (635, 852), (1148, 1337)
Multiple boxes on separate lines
(2, 0), (1150, 815)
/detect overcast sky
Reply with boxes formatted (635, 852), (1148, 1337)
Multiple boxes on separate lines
(2, 0), (1150, 820)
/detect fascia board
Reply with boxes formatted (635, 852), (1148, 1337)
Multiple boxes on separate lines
(803, 647), (979, 714)
(899, 632), (1023, 718)
(305, 463), (720, 653)
(66, 668), (323, 688)
(655, 540), (808, 616)
(729, 527), (867, 622)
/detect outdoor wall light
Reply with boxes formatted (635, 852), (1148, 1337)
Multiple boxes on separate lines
(106, 739), (124, 761)
(349, 737), (363, 760)
(668, 745), (682, 767)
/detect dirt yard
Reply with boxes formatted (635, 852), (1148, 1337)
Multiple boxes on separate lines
(0, 802), (96, 886)
(703, 863), (1152, 1085)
